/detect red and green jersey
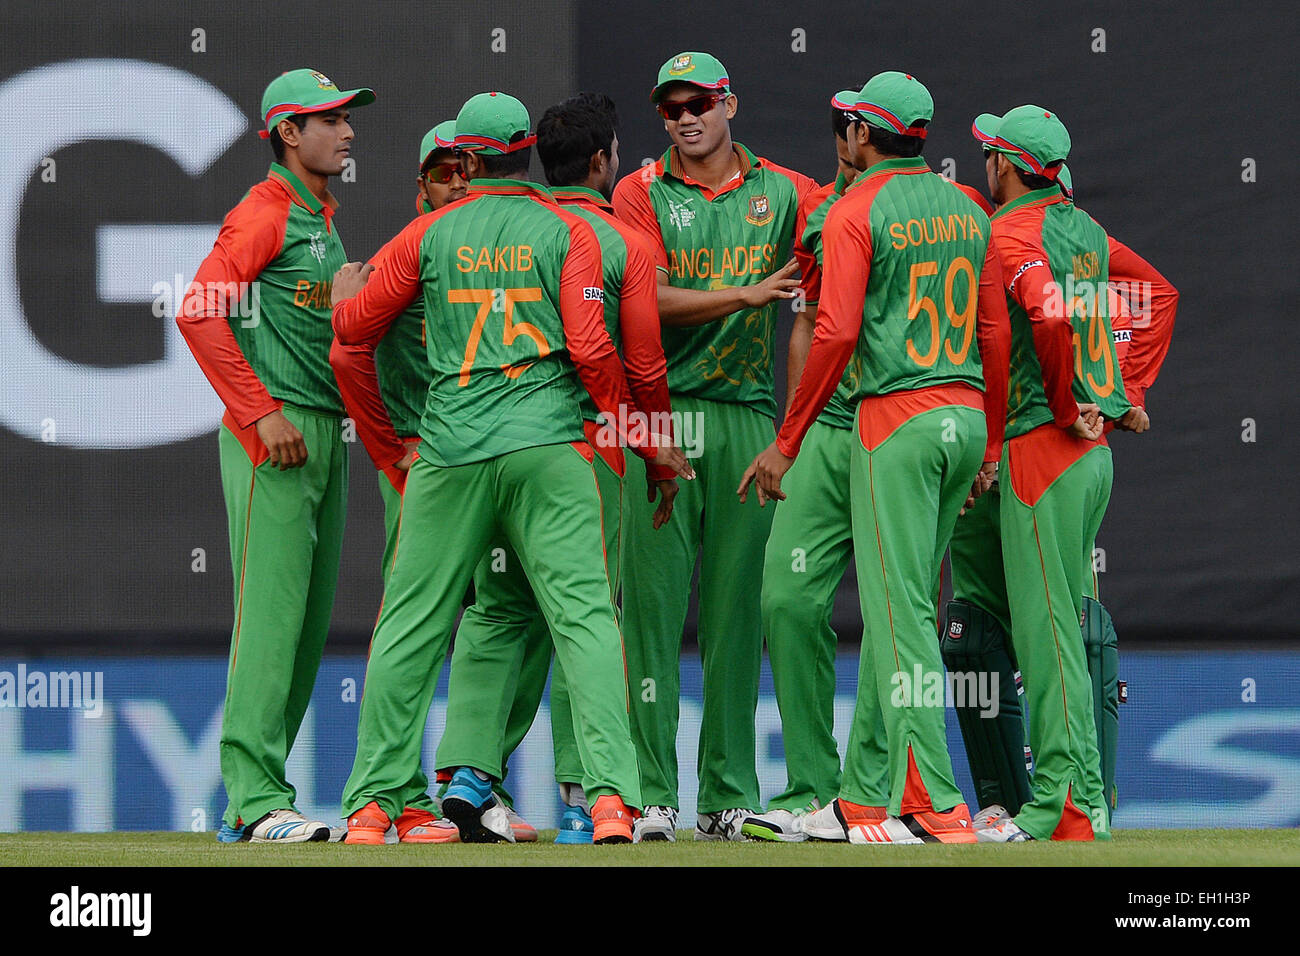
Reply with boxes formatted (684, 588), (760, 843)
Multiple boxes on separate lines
(777, 157), (1011, 460)
(374, 277), (429, 439)
(331, 179), (651, 469)
(612, 143), (818, 418)
(801, 171), (861, 430)
(552, 187), (674, 480)
(990, 188), (1131, 440)
(1100, 237), (1179, 412)
(177, 163), (348, 426)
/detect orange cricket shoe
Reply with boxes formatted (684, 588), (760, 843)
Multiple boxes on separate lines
(395, 806), (460, 844)
(899, 802), (978, 844)
(344, 801), (391, 845)
(591, 795), (634, 844)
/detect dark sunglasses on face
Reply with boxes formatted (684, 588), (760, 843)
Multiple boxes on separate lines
(658, 93), (726, 122)
(423, 161), (464, 184)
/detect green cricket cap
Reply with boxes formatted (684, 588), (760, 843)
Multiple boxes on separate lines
(847, 71), (933, 138)
(830, 89), (860, 111)
(650, 51), (731, 103)
(453, 92), (535, 155)
(259, 68), (374, 138)
(419, 120), (457, 168)
(972, 105), (1070, 180)
(1056, 163), (1074, 198)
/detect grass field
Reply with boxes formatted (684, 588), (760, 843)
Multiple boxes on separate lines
(2, 829), (1296, 866)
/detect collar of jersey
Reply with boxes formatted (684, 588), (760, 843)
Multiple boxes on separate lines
(662, 142), (760, 197)
(551, 185), (612, 209)
(267, 163), (337, 215)
(846, 156), (929, 192)
(467, 178), (556, 202)
(832, 170), (850, 197)
(990, 186), (1063, 221)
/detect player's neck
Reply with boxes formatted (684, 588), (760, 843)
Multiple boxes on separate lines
(280, 152), (330, 204)
(678, 137), (740, 192)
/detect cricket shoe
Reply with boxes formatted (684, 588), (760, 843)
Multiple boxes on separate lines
(741, 801), (819, 843)
(894, 802), (978, 844)
(441, 768), (516, 843)
(248, 808), (331, 843)
(972, 805), (1033, 843)
(345, 801), (392, 845)
(554, 804), (594, 844)
(504, 804), (538, 842)
(695, 807), (753, 842)
(800, 798), (886, 842)
(395, 806), (459, 844)
(632, 805), (678, 843)
(591, 795), (635, 844)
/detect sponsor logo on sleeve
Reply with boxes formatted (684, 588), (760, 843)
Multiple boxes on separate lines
(1008, 258), (1045, 293)
(583, 287), (605, 302)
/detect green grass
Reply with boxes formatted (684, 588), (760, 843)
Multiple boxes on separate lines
(1, 829), (1296, 866)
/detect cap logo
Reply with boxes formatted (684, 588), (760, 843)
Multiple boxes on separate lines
(746, 194), (773, 226)
(668, 54), (695, 76)
(310, 71), (339, 92)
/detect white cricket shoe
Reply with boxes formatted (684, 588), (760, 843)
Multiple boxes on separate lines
(633, 805), (678, 843)
(247, 808), (331, 843)
(741, 801), (818, 842)
(973, 805), (1033, 843)
(847, 816), (925, 845)
(799, 800), (850, 841)
(694, 808), (752, 842)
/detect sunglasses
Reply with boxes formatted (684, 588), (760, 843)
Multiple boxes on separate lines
(422, 161), (464, 184)
(658, 93), (726, 122)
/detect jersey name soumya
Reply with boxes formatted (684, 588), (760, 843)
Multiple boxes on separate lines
(615, 144), (816, 417)
(839, 157), (991, 398)
(993, 187), (1130, 439)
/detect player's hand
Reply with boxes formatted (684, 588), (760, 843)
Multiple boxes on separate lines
(394, 447), (418, 472)
(737, 442), (794, 506)
(255, 409), (308, 470)
(647, 477), (679, 530)
(1115, 406), (1150, 433)
(961, 461), (998, 515)
(331, 261), (374, 303)
(1067, 402), (1104, 441)
(650, 437), (696, 481)
(741, 259), (801, 308)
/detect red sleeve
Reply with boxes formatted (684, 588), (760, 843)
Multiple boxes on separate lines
(615, 228), (675, 480)
(775, 200), (870, 458)
(558, 216), (654, 461)
(1108, 289), (1133, 371)
(1107, 236), (1178, 410)
(329, 215), (427, 469)
(612, 168), (669, 272)
(175, 189), (286, 429)
(975, 241), (1011, 458)
(995, 225), (1077, 428)
(767, 162), (822, 300)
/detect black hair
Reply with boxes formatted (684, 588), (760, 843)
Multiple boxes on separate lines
(830, 105), (852, 141)
(537, 93), (619, 188)
(269, 114), (310, 163)
(862, 118), (927, 158)
(476, 130), (532, 176)
(1016, 166), (1059, 190)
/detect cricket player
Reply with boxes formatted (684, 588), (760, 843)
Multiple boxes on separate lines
(612, 51), (819, 842)
(176, 68), (373, 843)
(432, 92), (677, 845)
(954, 105), (1133, 842)
(332, 92), (691, 846)
(325, 120), (479, 844)
(741, 72), (1011, 845)
(944, 158), (1178, 834)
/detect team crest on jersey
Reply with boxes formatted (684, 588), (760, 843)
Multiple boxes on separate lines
(311, 71), (339, 91)
(668, 54), (695, 76)
(746, 194), (773, 226)
(948, 621), (964, 640)
(668, 198), (696, 229)
(308, 230), (327, 263)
